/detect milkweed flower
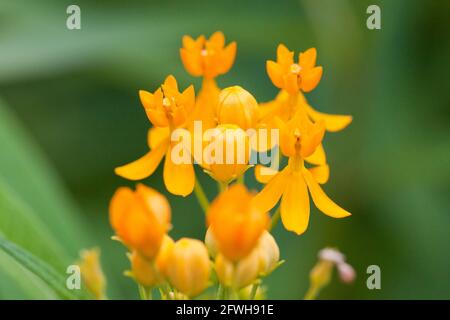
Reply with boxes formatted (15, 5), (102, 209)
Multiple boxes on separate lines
(207, 184), (269, 261)
(109, 184), (171, 259)
(217, 86), (259, 130)
(114, 75), (195, 196)
(77, 248), (106, 300)
(267, 44), (323, 94)
(165, 238), (211, 298)
(256, 231), (280, 276)
(181, 31), (237, 131)
(253, 111), (351, 235)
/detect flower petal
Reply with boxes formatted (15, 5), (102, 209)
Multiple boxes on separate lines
(299, 48), (317, 70)
(252, 166), (290, 213)
(218, 41), (237, 75)
(277, 44), (294, 66)
(266, 61), (284, 88)
(115, 139), (168, 180)
(283, 73), (299, 94)
(303, 167), (351, 218)
(280, 171), (310, 235)
(304, 103), (353, 132)
(255, 165), (279, 184)
(180, 48), (203, 77)
(301, 66), (323, 92)
(147, 127), (170, 150)
(305, 143), (326, 165)
(308, 164), (329, 184)
(163, 146), (195, 196)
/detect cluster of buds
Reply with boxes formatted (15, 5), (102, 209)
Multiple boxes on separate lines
(108, 31), (354, 299)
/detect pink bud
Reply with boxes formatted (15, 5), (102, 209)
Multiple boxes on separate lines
(337, 262), (356, 283)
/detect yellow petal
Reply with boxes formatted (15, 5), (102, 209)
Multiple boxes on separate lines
(305, 143), (326, 165)
(266, 61), (284, 88)
(283, 73), (299, 94)
(304, 103), (353, 132)
(115, 139), (168, 180)
(280, 171), (310, 235)
(252, 166), (290, 213)
(255, 165), (279, 184)
(163, 146), (195, 196)
(218, 41), (237, 75)
(180, 48), (203, 77)
(299, 48), (317, 69)
(147, 127), (170, 149)
(308, 164), (329, 184)
(209, 31), (225, 48)
(301, 66), (323, 92)
(303, 167), (351, 218)
(277, 44), (294, 65)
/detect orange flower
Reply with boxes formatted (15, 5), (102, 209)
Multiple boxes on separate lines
(267, 44), (323, 94)
(180, 31), (237, 79)
(115, 75), (195, 197)
(207, 184), (269, 261)
(253, 111), (351, 235)
(109, 184), (171, 259)
(216, 86), (260, 130)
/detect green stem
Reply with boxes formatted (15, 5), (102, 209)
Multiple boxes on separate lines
(269, 207), (281, 231)
(304, 286), (319, 300)
(249, 282), (259, 300)
(138, 285), (152, 300)
(216, 284), (224, 300)
(237, 173), (245, 185)
(218, 181), (229, 193)
(194, 179), (209, 214)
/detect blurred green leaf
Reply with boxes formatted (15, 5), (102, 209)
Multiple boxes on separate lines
(0, 235), (90, 300)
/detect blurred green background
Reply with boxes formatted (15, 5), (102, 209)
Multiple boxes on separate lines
(0, 0), (448, 299)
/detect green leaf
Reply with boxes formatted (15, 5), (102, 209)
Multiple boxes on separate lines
(0, 235), (90, 300)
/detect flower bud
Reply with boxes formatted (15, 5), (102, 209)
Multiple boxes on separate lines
(207, 184), (269, 262)
(215, 250), (260, 289)
(204, 227), (219, 258)
(109, 184), (171, 260)
(165, 238), (211, 297)
(217, 86), (259, 130)
(337, 262), (356, 284)
(204, 124), (250, 182)
(256, 231), (280, 275)
(78, 248), (106, 300)
(309, 260), (333, 290)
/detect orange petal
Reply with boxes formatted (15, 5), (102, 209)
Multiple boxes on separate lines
(163, 146), (195, 197)
(147, 127), (170, 149)
(305, 143), (326, 165)
(209, 31), (225, 48)
(308, 164), (329, 184)
(277, 44), (294, 65)
(109, 187), (134, 231)
(218, 41), (237, 75)
(304, 103), (353, 132)
(144, 108), (169, 127)
(115, 139), (168, 180)
(280, 172), (310, 235)
(301, 66), (323, 92)
(182, 35), (197, 50)
(299, 48), (317, 69)
(180, 48), (203, 77)
(266, 61), (284, 88)
(162, 75), (179, 96)
(283, 73), (299, 94)
(255, 165), (279, 184)
(303, 167), (351, 218)
(252, 166), (290, 213)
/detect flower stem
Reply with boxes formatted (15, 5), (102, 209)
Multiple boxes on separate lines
(138, 285), (152, 300)
(304, 286), (319, 300)
(237, 173), (245, 185)
(216, 284), (224, 300)
(269, 207), (281, 231)
(194, 179), (209, 214)
(249, 282), (259, 300)
(218, 181), (229, 193)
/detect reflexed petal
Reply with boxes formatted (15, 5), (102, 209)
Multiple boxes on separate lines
(280, 172), (310, 235)
(301, 66), (323, 92)
(305, 143), (326, 165)
(308, 164), (329, 184)
(147, 127), (170, 149)
(255, 165), (279, 184)
(303, 167), (351, 218)
(266, 61), (284, 88)
(299, 48), (317, 69)
(163, 146), (195, 197)
(304, 103), (353, 132)
(115, 139), (168, 180)
(139, 90), (154, 109)
(252, 166), (290, 213)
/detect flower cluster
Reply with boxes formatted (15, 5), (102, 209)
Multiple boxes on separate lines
(109, 31), (353, 299)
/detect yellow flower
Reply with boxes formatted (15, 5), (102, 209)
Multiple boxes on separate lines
(215, 250), (260, 289)
(180, 31), (237, 79)
(216, 86), (259, 130)
(129, 235), (174, 288)
(256, 231), (280, 276)
(203, 124), (250, 183)
(78, 248), (106, 300)
(207, 184), (269, 261)
(109, 184), (171, 259)
(267, 44), (323, 94)
(165, 238), (211, 298)
(114, 75), (195, 197)
(253, 111), (351, 235)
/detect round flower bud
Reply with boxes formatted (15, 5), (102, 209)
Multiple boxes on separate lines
(256, 231), (280, 275)
(217, 86), (259, 130)
(215, 250), (260, 289)
(207, 184), (269, 262)
(165, 238), (211, 297)
(109, 184), (171, 260)
(204, 227), (219, 258)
